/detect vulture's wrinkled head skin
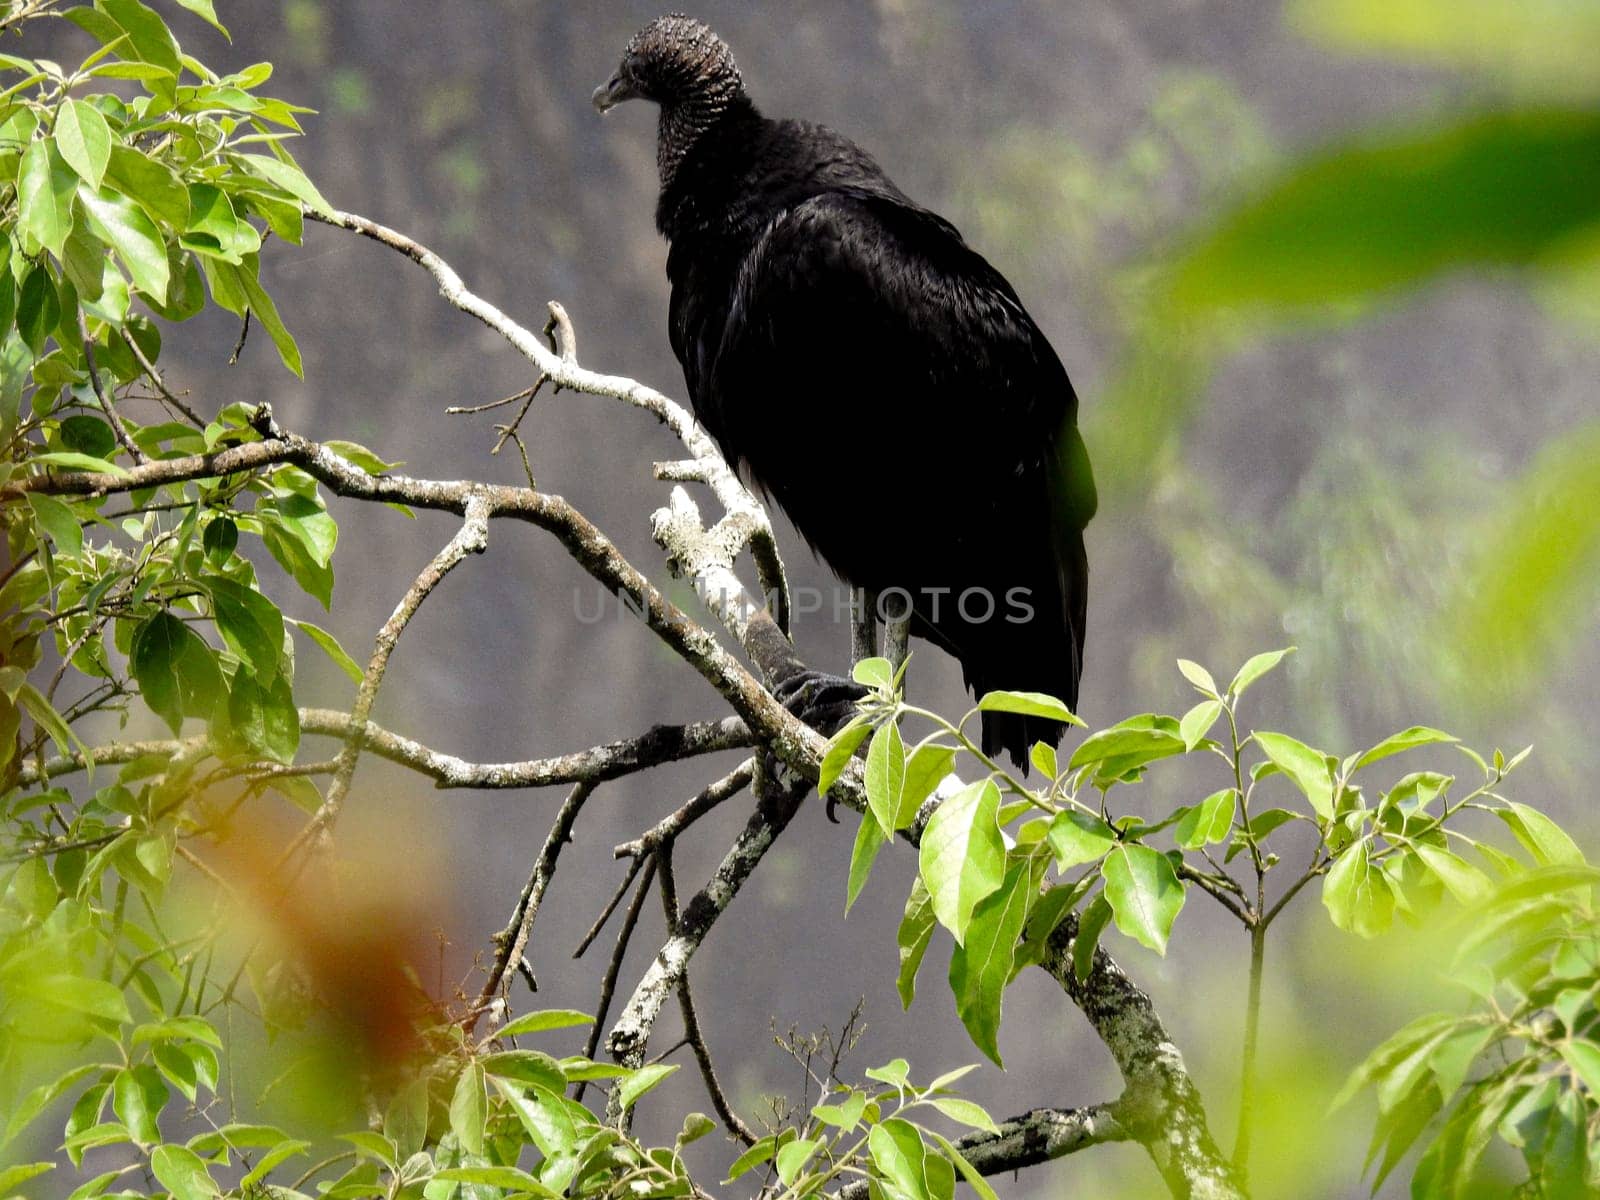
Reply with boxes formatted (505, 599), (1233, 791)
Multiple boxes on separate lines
(592, 14), (743, 114)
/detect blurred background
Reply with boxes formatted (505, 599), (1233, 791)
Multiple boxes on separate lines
(24, 2), (1600, 1196)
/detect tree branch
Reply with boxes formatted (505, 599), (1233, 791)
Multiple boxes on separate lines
(471, 780), (598, 1030)
(1042, 917), (1244, 1199)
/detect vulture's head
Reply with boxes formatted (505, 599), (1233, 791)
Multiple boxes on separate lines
(592, 14), (744, 115)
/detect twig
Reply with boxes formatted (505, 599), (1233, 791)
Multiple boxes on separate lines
(575, 855), (657, 1105)
(677, 968), (758, 1145)
(574, 855), (649, 959)
(470, 780), (598, 1032)
(446, 379), (544, 416)
(613, 759), (756, 860)
(78, 313), (147, 465)
(228, 309), (251, 364)
(605, 772), (810, 1069)
(286, 494), (492, 853)
(122, 328), (206, 426)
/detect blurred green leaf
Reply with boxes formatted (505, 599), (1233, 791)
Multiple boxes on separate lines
(1290, 0), (1600, 95)
(1171, 110), (1600, 314)
(1447, 422), (1600, 704)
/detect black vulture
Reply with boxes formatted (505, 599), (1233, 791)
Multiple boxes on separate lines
(593, 15), (1096, 767)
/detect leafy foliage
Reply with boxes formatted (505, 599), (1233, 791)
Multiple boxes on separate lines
(828, 649), (1598, 1193)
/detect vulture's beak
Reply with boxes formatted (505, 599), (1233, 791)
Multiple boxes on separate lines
(591, 72), (639, 113)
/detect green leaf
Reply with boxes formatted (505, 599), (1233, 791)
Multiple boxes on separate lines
(724, 1135), (778, 1183)
(1171, 112), (1600, 313)
(150, 1146), (219, 1200)
(104, 144), (191, 228)
(448, 1063), (486, 1158)
(1346, 725), (1458, 774)
(181, 183), (260, 262)
(976, 690), (1084, 726)
(1067, 716), (1185, 781)
(55, 99), (111, 191)
(1073, 894), (1113, 982)
(1228, 648), (1295, 697)
(1174, 788), (1236, 849)
(1494, 802), (1586, 866)
(30, 450), (129, 475)
(1178, 699), (1222, 750)
(233, 151), (335, 217)
(919, 779), (1006, 944)
(490, 1008), (593, 1041)
(927, 1132), (999, 1200)
(16, 264), (61, 355)
(866, 719), (907, 836)
(1253, 730), (1335, 820)
(19, 139), (77, 255)
(1102, 844), (1186, 954)
(812, 1092), (868, 1131)
(112, 1064), (167, 1146)
(19, 973), (130, 1023)
(1176, 658), (1218, 695)
(1556, 1039), (1600, 1097)
(902, 743), (956, 823)
(818, 716), (870, 797)
(896, 877), (937, 1009)
(929, 1098), (1000, 1134)
(1322, 841), (1396, 938)
(845, 809), (887, 914)
(290, 618), (363, 684)
(384, 1079), (429, 1161)
(479, 1050), (565, 1093)
(1411, 844), (1492, 905)
(865, 1059), (911, 1089)
(236, 254), (300, 375)
(100, 0), (181, 75)
(78, 184), (170, 303)
(28, 492), (84, 558)
(202, 516), (238, 565)
(0, 1165), (54, 1195)
(948, 858), (1034, 1065)
(433, 1167), (558, 1197)
(130, 611), (224, 735)
(774, 1137), (818, 1186)
(170, 0), (229, 37)
(616, 1062), (677, 1111)
(869, 1119), (931, 1200)
(1290, 0), (1600, 89)
(209, 577), (284, 682)
(1045, 810), (1116, 869)
(852, 656), (893, 690)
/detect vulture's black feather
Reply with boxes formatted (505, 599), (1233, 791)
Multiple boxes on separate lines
(595, 15), (1097, 766)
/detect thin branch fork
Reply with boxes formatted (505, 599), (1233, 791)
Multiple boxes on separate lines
(470, 780), (599, 1032)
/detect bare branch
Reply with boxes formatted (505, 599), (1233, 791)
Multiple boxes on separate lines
(16, 712), (754, 792)
(575, 855), (658, 1105)
(294, 495), (492, 846)
(605, 772), (809, 1068)
(1042, 917), (1244, 1199)
(471, 780), (598, 1031)
(678, 967), (759, 1146)
(79, 312), (147, 465)
(613, 759), (756, 860)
